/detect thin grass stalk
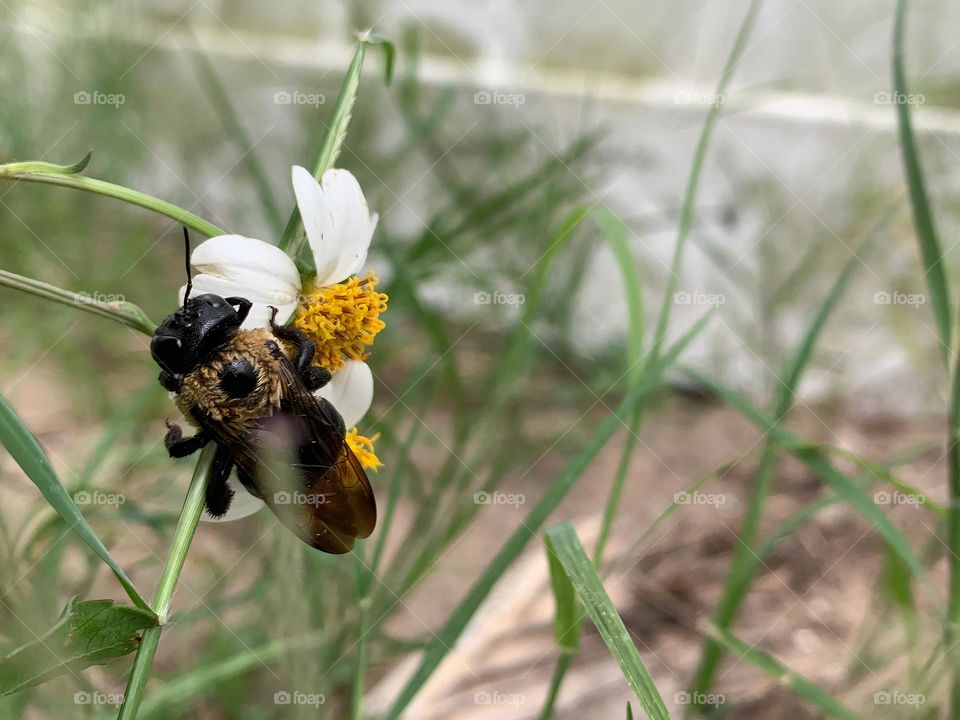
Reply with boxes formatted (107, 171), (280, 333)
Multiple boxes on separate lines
(891, 0), (959, 710)
(117, 445), (216, 719)
(649, 0), (764, 361)
(947, 315), (960, 715)
(0, 161), (225, 238)
(538, 651), (574, 720)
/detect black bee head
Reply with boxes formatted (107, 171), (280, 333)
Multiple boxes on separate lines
(151, 294), (244, 376)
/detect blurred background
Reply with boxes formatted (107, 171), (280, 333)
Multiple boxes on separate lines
(1, 0), (959, 718)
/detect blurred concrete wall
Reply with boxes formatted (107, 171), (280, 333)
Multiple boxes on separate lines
(10, 0), (960, 414)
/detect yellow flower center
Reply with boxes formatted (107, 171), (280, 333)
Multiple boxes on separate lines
(346, 428), (382, 470)
(293, 271), (388, 372)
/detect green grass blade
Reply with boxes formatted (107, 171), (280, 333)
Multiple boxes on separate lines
(591, 208), (645, 565)
(75, 383), (157, 489)
(692, 229), (875, 699)
(893, 0), (951, 356)
(701, 623), (861, 719)
(384, 313), (714, 719)
(190, 43), (284, 231)
(540, 208), (646, 717)
(279, 34), (395, 258)
(947, 290), (960, 714)
(137, 632), (328, 718)
(546, 536), (581, 654)
(0, 396), (150, 611)
(545, 523), (669, 720)
(895, 0), (960, 700)
(650, 0), (764, 358)
(686, 371), (937, 606)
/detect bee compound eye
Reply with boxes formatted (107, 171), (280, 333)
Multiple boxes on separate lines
(150, 334), (183, 361)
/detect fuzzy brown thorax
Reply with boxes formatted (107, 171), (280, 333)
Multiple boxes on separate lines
(175, 328), (287, 434)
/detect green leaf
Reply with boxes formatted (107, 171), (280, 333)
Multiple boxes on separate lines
(383, 312), (713, 719)
(881, 542), (915, 611)
(0, 395), (150, 610)
(362, 31), (396, 84)
(545, 523), (669, 720)
(700, 623), (861, 719)
(893, 0), (951, 356)
(0, 598), (158, 695)
(61, 150), (92, 174)
(545, 536), (581, 653)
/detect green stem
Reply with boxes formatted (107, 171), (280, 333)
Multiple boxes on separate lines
(278, 32), (392, 260)
(538, 651), (573, 720)
(118, 446), (215, 720)
(649, 0), (763, 361)
(279, 42), (368, 258)
(0, 269), (156, 335)
(947, 314), (960, 717)
(0, 162), (225, 238)
(350, 544), (372, 720)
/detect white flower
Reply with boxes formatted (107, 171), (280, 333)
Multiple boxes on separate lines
(175, 166), (379, 522)
(291, 165), (379, 287)
(179, 234), (301, 328)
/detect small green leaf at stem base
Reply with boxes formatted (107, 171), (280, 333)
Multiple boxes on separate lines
(0, 598), (158, 696)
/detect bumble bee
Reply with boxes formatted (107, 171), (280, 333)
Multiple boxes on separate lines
(149, 230), (375, 553)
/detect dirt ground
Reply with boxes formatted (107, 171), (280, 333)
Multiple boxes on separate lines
(366, 398), (948, 719)
(1, 366), (949, 718)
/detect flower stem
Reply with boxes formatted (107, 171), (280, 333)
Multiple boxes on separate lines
(279, 32), (393, 260)
(0, 269), (156, 335)
(0, 161), (225, 238)
(118, 446), (215, 720)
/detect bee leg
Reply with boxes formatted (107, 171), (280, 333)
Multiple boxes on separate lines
(268, 305), (317, 374)
(158, 370), (181, 393)
(204, 447), (235, 518)
(164, 420), (208, 458)
(236, 467), (263, 499)
(301, 367), (332, 391)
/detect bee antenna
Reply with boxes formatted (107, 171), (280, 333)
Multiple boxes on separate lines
(182, 226), (193, 304)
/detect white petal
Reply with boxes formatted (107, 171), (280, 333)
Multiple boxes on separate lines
(321, 170), (377, 283)
(201, 471), (266, 522)
(315, 360), (373, 428)
(177, 235), (301, 328)
(292, 166), (377, 287)
(292, 166), (337, 283)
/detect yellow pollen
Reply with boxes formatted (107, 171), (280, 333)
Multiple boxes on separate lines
(293, 271), (388, 372)
(346, 428), (381, 470)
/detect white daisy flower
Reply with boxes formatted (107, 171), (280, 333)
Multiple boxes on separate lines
(177, 166), (385, 521)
